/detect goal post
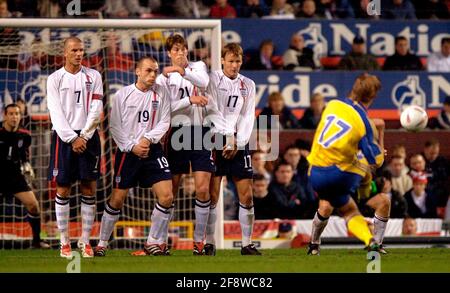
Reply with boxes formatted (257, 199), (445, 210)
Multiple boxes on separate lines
(0, 18), (224, 250)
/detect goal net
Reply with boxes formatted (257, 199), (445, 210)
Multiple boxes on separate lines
(0, 19), (223, 250)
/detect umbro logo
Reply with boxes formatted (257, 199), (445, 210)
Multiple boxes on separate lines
(60, 88), (69, 91)
(219, 88), (227, 91)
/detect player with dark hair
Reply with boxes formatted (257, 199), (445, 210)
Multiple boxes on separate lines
(0, 104), (50, 249)
(157, 34), (223, 255)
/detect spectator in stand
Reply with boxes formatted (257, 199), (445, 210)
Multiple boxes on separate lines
(412, 0), (449, 19)
(382, 0), (416, 20)
(252, 150), (271, 181)
(409, 153), (428, 178)
(422, 139), (450, 215)
(377, 171), (408, 218)
(404, 172), (438, 218)
(253, 174), (275, 219)
(258, 91), (299, 129)
(85, 32), (134, 72)
(388, 155), (413, 197)
(237, 0), (269, 18)
(338, 36), (380, 71)
(174, 0), (210, 18)
(383, 36), (424, 71)
(8, 0), (36, 17)
(283, 33), (315, 71)
(315, 0), (355, 19)
(188, 37), (211, 68)
(296, 0), (320, 18)
(427, 37), (450, 72)
(402, 217), (417, 235)
(282, 145), (317, 215)
(16, 98), (31, 129)
(429, 96), (450, 129)
(355, 0), (379, 19)
(37, 0), (61, 17)
(245, 39), (283, 70)
(0, 0), (22, 17)
(299, 93), (326, 129)
(269, 161), (308, 219)
(210, 0), (237, 18)
(267, 0), (295, 19)
(103, 0), (154, 18)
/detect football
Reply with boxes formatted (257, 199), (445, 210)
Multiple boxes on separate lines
(400, 105), (429, 132)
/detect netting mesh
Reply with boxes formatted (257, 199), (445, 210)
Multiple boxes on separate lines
(0, 26), (215, 249)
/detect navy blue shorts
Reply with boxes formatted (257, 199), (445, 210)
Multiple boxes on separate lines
(48, 131), (101, 185)
(214, 144), (253, 179)
(114, 143), (172, 189)
(166, 126), (215, 174)
(308, 165), (362, 208)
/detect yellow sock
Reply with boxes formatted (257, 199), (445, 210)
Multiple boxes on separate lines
(347, 215), (373, 246)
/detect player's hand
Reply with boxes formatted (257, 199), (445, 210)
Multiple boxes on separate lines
(189, 95), (208, 106)
(223, 143), (238, 160)
(162, 65), (185, 77)
(132, 143), (149, 159)
(72, 137), (87, 154)
(139, 137), (151, 148)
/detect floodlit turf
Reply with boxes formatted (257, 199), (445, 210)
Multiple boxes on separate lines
(0, 248), (449, 273)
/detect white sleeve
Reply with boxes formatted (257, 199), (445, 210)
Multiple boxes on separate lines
(110, 92), (135, 152)
(144, 90), (171, 144)
(183, 61), (209, 89)
(81, 71), (103, 140)
(236, 80), (256, 148)
(157, 73), (192, 112)
(46, 75), (78, 143)
(171, 96), (192, 112)
(427, 54), (439, 72)
(205, 74), (233, 135)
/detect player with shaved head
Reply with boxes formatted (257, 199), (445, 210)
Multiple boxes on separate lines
(47, 36), (103, 258)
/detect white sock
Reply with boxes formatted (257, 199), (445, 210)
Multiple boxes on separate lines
(206, 205), (217, 245)
(98, 202), (120, 248)
(55, 194), (70, 245)
(159, 203), (175, 244)
(194, 199), (210, 243)
(311, 212), (329, 245)
(80, 195), (96, 244)
(373, 214), (389, 244)
(239, 203), (254, 247)
(146, 203), (170, 245)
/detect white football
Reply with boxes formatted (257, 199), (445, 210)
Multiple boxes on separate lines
(400, 105), (428, 132)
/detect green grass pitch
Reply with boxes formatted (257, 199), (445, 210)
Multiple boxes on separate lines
(0, 248), (449, 273)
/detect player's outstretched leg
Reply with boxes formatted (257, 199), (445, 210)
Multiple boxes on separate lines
(367, 193), (391, 254)
(308, 201), (333, 256)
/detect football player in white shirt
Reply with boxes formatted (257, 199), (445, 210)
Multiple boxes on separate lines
(94, 57), (173, 257)
(205, 43), (261, 256)
(47, 37), (103, 258)
(157, 34), (216, 255)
